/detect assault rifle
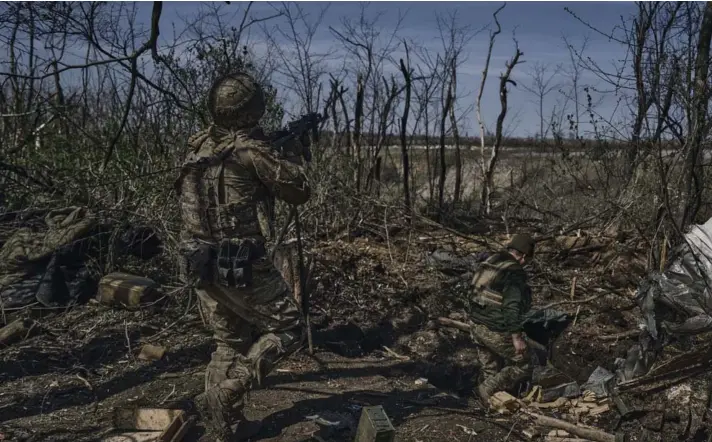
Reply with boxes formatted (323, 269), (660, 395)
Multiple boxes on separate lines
(270, 112), (327, 163)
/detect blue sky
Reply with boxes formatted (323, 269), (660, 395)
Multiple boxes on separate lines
(106, 2), (641, 138)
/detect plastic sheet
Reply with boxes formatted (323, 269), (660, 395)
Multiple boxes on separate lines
(636, 217), (712, 341)
(617, 217), (712, 382)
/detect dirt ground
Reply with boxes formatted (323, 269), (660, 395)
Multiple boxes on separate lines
(0, 219), (673, 441)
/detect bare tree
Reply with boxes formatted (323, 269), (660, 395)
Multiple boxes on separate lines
(680, 1), (712, 228)
(262, 2), (332, 117)
(435, 10), (480, 206)
(476, 5), (524, 215)
(399, 41), (413, 215)
(438, 75), (453, 216)
(329, 4), (405, 191)
(520, 61), (561, 140)
(561, 34), (590, 140)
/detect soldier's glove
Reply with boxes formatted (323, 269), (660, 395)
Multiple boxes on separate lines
(179, 240), (215, 284)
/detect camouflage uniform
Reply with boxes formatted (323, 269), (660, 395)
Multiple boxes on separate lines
(174, 72), (310, 441)
(468, 234), (535, 403)
(256, 142), (311, 306)
(251, 124), (311, 305)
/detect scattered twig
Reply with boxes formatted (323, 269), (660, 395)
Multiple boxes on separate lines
(124, 320), (134, 360)
(382, 345), (410, 360)
(160, 384), (176, 404)
(75, 374), (93, 391)
(571, 305), (581, 328)
(539, 292), (607, 310)
(600, 330), (640, 341)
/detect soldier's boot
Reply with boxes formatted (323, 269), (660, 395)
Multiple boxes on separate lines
(477, 364), (532, 407)
(195, 366), (262, 441)
(245, 328), (304, 387)
(205, 343), (239, 391)
(476, 382), (493, 407)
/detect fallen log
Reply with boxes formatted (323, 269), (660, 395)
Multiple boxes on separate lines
(525, 411), (616, 442)
(0, 318), (36, 346)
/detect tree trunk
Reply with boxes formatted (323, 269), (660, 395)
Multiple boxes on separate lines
(680, 1), (712, 228)
(353, 73), (364, 191)
(438, 82), (454, 219)
(448, 59), (462, 205)
(399, 51), (413, 216)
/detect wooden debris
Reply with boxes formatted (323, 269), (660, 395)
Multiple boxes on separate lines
(489, 391), (520, 414)
(0, 318), (36, 346)
(526, 411), (616, 442)
(105, 408), (193, 442)
(97, 273), (161, 308)
(113, 407), (184, 430)
(138, 344), (166, 361)
(530, 397), (568, 410)
(354, 405), (395, 442)
(545, 429), (579, 441)
(589, 404), (610, 416)
(581, 390), (597, 402)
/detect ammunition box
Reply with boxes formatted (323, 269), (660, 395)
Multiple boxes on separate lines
(354, 406), (395, 442)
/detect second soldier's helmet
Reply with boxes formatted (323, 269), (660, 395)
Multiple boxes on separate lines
(506, 233), (536, 257)
(207, 72), (266, 129)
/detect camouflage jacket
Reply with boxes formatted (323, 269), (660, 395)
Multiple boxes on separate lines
(467, 250), (532, 334)
(174, 125), (310, 244)
(249, 127), (308, 243)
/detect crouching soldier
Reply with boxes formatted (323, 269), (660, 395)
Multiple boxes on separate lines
(468, 234), (536, 404)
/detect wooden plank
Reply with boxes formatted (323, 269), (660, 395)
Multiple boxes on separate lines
(525, 411), (616, 442)
(113, 408), (185, 431)
(159, 413), (194, 442)
(102, 431), (160, 442)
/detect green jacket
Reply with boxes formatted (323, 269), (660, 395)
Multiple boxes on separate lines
(468, 251), (532, 334)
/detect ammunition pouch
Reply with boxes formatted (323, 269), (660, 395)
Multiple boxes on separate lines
(216, 238), (266, 288)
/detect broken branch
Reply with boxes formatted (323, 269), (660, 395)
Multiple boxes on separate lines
(524, 410), (616, 442)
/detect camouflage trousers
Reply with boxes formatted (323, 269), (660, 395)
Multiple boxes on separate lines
(195, 253), (304, 436)
(470, 323), (532, 397)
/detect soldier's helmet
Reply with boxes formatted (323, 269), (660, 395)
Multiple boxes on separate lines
(506, 233), (536, 258)
(207, 72), (266, 129)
